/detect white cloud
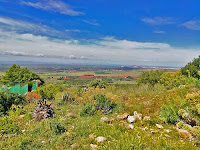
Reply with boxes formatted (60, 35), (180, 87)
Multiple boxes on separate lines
(142, 17), (174, 25)
(21, 0), (83, 16)
(65, 29), (81, 32)
(0, 17), (66, 38)
(153, 30), (165, 34)
(83, 20), (100, 26)
(0, 30), (199, 66)
(182, 20), (200, 30)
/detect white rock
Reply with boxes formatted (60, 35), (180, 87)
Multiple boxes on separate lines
(156, 124), (164, 129)
(128, 124), (134, 129)
(101, 117), (109, 122)
(90, 144), (98, 150)
(95, 136), (107, 143)
(127, 116), (136, 123)
(134, 111), (142, 120)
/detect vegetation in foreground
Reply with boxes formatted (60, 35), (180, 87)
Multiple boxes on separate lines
(0, 57), (200, 149)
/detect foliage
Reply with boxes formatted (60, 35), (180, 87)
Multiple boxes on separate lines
(80, 102), (96, 116)
(137, 70), (164, 86)
(26, 92), (41, 104)
(50, 119), (66, 135)
(89, 79), (106, 88)
(160, 104), (180, 124)
(0, 116), (20, 134)
(94, 94), (115, 114)
(186, 92), (200, 106)
(35, 84), (67, 100)
(2, 64), (43, 85)
(0, 91), (25, 115)
(181, 56), (200, 79)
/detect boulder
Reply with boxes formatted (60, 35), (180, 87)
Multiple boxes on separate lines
(178, 129), (192, 138)
(117, 113), (129, 120)
(128, 124), (134, 129)
(134, 111), (142, 120)
(101, 117), (114, 124)
(127, 116), (136, 123)
(95, 136), (107, 143)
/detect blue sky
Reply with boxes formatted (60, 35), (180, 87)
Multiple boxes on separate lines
(0, 0), (200, 66)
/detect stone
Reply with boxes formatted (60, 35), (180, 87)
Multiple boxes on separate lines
(90, 144), (98, 150)
(71, 143), (78, 149)
(117, 113), (129, 120)
(95, 136), (107, 143)
(89, 134), (96, 139)
(179, 85), (186, 88)
(134, 111), (142, 120)
(101, 117), (114, 124)
(164, 134), (171, 138)
(150, 129), (159, 133)
(128, 124), (134, 129)
(66, 112), (76, 118)
(142, 127), (148, 131)
(143, 116), (150, 121)
(178, 129), (192, 138)
(127, 116), (136, 123)
(19, 115), (25, 120)
(156, 124), (164, 129)
(164, 129), (171, 133)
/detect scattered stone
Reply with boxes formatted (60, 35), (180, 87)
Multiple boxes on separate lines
(156, 124), (164, 129)
(90, 144), (98, 150)
(142, 127), (148, 131)
(128, 124), (134, 129)
(101, 117), (114, 124)
(22, 130), (25, 133)
(127, 116), (136, 123)
(41, 141), (45, 144)
(95, 136), (107, 143)
(117, 113), (129, 120)
(164, 129), (171, 133)
(178, 129), (192, 138)
(134, 111), (142, 120)
(179, 85), (186, 88)
(143, 116), (150, 121)
(66, 112), (76, 118)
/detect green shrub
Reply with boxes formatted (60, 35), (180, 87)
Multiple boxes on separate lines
(90, 79), (105, 88)
(0, 91), (25, 115)
(50, 119), (66, 135)
(0, 116), (19, 134)
(80, 102), (96, 116)
(160, 104), (180, 124)
(137, 70), (164, 86)
(94, 94), (116, 114)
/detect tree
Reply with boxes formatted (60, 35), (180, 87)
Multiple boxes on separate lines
(181, 56), (200, 79)
(137, 70), (164, 86)
(2, 64), (43, 85)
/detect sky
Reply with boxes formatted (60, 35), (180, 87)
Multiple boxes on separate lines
(0, 0), (200, 67)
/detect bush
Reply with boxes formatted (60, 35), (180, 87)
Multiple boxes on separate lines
(94, 94), (116, 114)
(0, 91), (25, 115)
(50, 119), (66, 135)
(160, 104), (180, 124)
(137, 70), (164, 86)
(80, 102), (96, 116)
(90, 79), (106, 88)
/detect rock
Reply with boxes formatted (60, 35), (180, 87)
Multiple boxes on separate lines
(134, 111), (142, 120)
(164, 129), (171, 133)
(150, 129), (159, 133)
(89, 134), (96, 139)
(95, 136), (107, 143)
(178, 129), (192, 138)
(142, 127), (148, 131)
(101, 117), (114, 124)
(127, 116), (136, 123)
(143, 116), (150, 121)
(164, 134), (171, 138)
(66, 112), (76, 118)
(128, 124), (134, 129)
(179, 85), (186, 88)
(156, 124), (164, 129)
(117, 113), (129, 120)
(90, 144), (98, 150)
